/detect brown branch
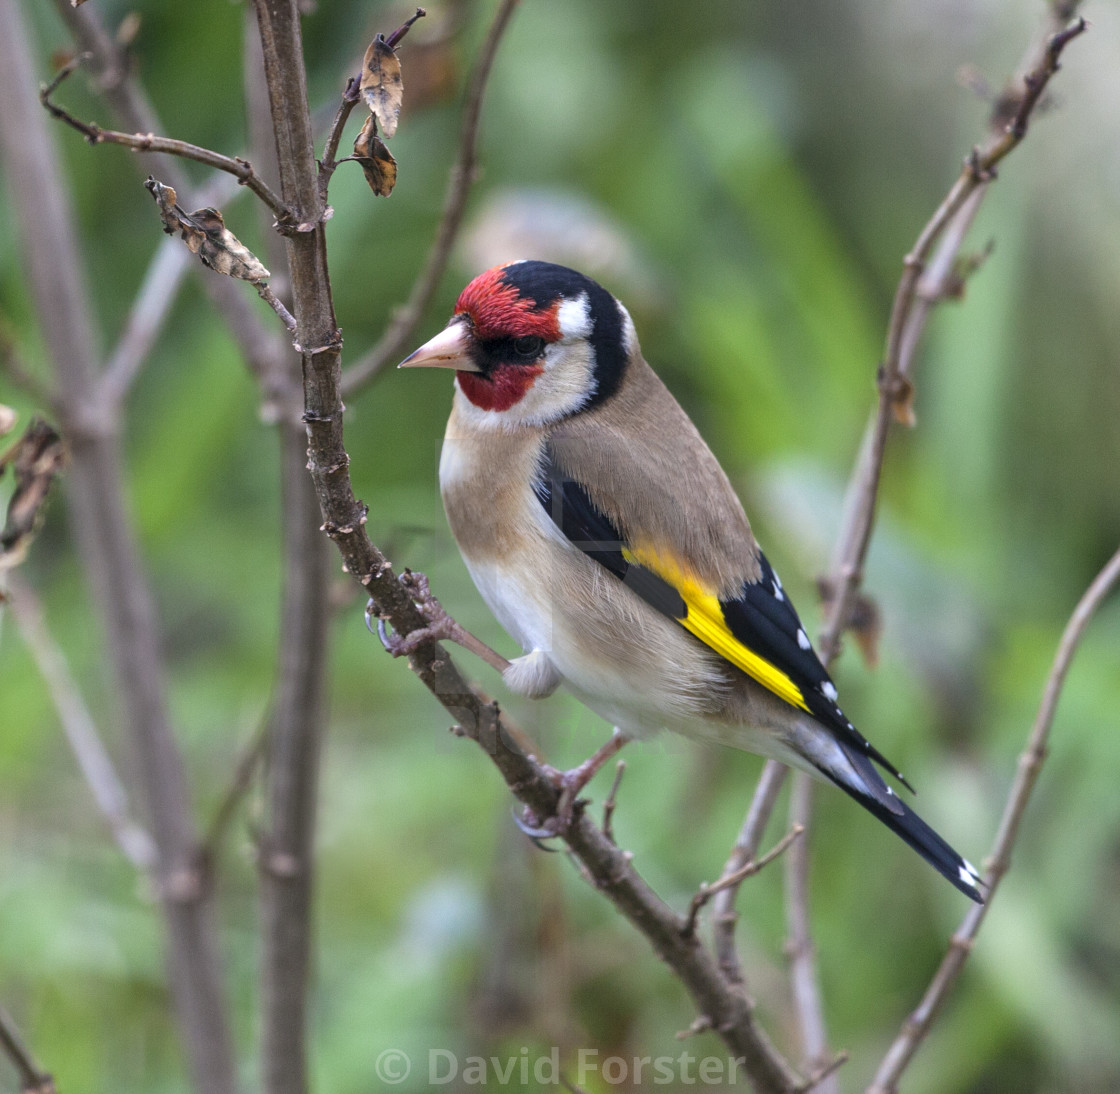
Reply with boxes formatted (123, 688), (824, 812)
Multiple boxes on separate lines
(0, 1004), (54, 1094)
(784, 776), (838, 1092)
(712, 759), (788, 985)
(248, 0), (800, 1087)
(40, 55), (289, 219)
(341, 0), (521, 394)
(819, 9), (1086, 667)
(684, 824), (803, 939)
(199, 716), (269, 873)
(52, 0), (291, 404)
(258, 420), (333, 1094)
(7, 575), (158, 873)
(601, 760), (626, 844)
(868, 543), (1120, 1094)
(0, 3), (240, 1092)
(317, 9), (426, 207)
(99, 172), (246, 409)
(243, 5), (341, 1094)
(708, 7), (1087, 1074)
(0, 326), (56, 410)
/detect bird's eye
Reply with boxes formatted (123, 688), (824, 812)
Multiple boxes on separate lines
(511, 335), (545, 359)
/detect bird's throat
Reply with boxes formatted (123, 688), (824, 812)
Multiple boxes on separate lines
(456, 364), (544, 412)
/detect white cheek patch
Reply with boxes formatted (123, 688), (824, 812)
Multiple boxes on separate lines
(556, 293), (592, 340)
(617, 303), (638, 359)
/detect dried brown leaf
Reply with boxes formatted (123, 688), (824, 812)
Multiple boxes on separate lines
(815, 578), (881, 668)
(890, 374), (916, 427)
(145, 176), (270, 282)
(0, 419), (66, 572)
(352, 116), (398, 197)
(361, 35), (403, 138)
(848, 592), (883, 669)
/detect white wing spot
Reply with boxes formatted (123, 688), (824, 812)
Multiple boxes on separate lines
(821, 681), (838, 702)
(959, 863), (978, 886)
(772, 581), (784, 602)
(797, 628), (811, 650)
(962, 858), (980, 881)
(886, 786), (894, 796)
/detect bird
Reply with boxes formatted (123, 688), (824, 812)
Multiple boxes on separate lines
(399, 259), (984, 902)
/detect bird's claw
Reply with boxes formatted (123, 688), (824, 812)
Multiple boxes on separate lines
(369, 570), (467, 657)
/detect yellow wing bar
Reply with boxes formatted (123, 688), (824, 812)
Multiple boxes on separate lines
(624, 545), (810, 714)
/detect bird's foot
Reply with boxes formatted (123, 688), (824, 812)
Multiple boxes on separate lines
(369, 570), (471, 658)
(516, 731), (630, 839)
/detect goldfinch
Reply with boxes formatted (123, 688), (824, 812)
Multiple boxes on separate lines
(401, 260), (983, 902)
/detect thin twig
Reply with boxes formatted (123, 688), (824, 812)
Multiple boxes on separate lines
(99, 172), (246, 409)
(0, 3), (240, 1090)
(801, 1050), (849, 1092)
(712, 759), (788, 984)
(8, 576), (158, 873)
(0, 327), (57, 410)
(199, 716), (270, 870)
(317, 8), (427, 206)
(713, 9), (1087, 1074)
(53, 0), (290, 400)
(819, 10), (1086, 667)
(251, 0), (799, 1080)
(784, 776), (837, 1092)
(683, 824), (803, 939)
(0, 1005), (55, 1094)
(341, 0), (522, 394)
(868, 543), (1120, 1094)
(601, 760), (626, 844)
(40, 56), (289, 219)
(257, 283), (298, 332)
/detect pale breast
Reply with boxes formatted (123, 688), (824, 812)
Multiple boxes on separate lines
(439, 404), (731, 737)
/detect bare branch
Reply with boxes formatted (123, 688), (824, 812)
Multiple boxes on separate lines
(199, 717), (269, 872)
(818, 9), (1086, 668)
(0, 327), (57, 410)
(0, 1004), (55, 1094)
(8, 576), (157, 872)
(99, 173), (246, 409)
(40, 56), (289, 218)
(601, 760), (626, 844)
(0, 3), (239, 1090)
(784, 776), (838, 1092)
(712, 759), (789, 985)
(257, 283), (298, 333)
(248, 0), (799, 1083)
(52, 0), (290, 399)
(684, 824), (803, 939)
(868, 543), (1120, 1093)
(709, 7), (1087, 1071)
(342, 0), (521, 394)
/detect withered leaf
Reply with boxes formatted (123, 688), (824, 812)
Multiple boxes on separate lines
(361, 35), (403, 138)
(0, 419), (66, 572)
(890, 374), (916, 427)
(848, 591), (883, 669)
(352, 116), (398, 197)
(145, 176), (270, 283)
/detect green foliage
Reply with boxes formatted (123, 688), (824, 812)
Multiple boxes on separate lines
(2, 1), (1118, 1091)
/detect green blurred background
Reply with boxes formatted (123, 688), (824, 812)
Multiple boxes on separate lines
(2, 0), (1119, 1091)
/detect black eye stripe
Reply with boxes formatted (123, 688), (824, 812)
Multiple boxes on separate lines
(473, 335), (546, 370)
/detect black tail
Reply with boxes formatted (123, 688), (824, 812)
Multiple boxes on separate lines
(823, 747), (985, 902)
(834, 780), (985, 902)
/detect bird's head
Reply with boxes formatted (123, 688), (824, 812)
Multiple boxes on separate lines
(400, 261), (633, 426)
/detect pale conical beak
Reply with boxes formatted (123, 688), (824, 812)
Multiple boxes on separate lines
(398, 321), (480, 372)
